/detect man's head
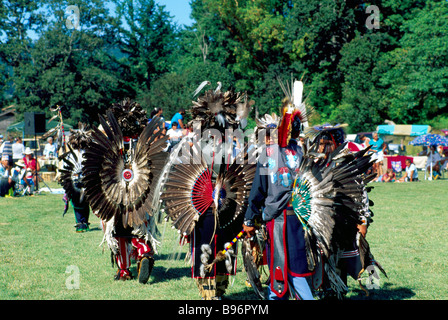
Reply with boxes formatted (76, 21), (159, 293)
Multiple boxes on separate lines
(318, 137), (336, 155)
(48, 137), (54, 144)
(172, 121), (178, 129)
(373, 132), (379, 140)
(1, 155), (9, 167)
(405, 159), (412, 167)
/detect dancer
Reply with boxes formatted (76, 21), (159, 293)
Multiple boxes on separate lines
(157, 82), (255, 299)
(82, 99), (169, 283)
(294, 123), (386, 298)
(243, 80), (314, 300)
(59, 123), (92, 233)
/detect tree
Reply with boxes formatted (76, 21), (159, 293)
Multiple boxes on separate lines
(379, 1), (448, 125)
(111, 0), (178, 97)
(2, 0), (123, 125)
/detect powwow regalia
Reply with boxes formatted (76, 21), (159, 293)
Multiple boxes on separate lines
(58, 122), (92, 233)
(243, 79), (315, 300)
(81, 98), (169, 283)
(291, 123), (387, 298)
(155, 82), (256, 299)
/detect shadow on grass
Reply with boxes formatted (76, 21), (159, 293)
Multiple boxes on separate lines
(150, 265), (191, 284)
(349, 282), (416, 300)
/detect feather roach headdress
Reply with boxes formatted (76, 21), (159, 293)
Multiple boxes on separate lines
(190, 81), (254, 130)
(276, 79), (312, 148)
(68, 122), (92, 150)
(109, 98), (148, 138)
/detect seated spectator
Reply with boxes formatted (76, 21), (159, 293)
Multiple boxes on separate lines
(166, 122), (183, 151)
(381, 168), (396, 182)
(43, 137), (58, 158)
(397, 159), (418, 182)
(0, 154), (15, 197)
(23, 147), (40, 191)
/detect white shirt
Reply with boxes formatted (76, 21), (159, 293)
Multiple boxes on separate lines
(426, 151), (442, 168)
(406, 163), (418, 179)
(167, 128), (183, 142)
(43, 143), (58, 158)
(12, 142), (25, 160)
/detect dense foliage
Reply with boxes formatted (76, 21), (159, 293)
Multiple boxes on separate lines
(1, 0), (447, 132)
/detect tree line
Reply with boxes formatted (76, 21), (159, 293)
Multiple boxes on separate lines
(1, 0), (447, 133)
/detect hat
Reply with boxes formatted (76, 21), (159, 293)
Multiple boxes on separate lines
(24, 147), (33, 155)
(16, 159), (25, 167)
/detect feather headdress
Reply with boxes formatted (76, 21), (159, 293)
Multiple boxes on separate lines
(109, 98), (148, 138)
(68, 122), (92, 150)
(277, 79), (312, 147)
(190, 81), (254, 130)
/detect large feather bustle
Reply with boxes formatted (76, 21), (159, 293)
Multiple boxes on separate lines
(159, 141), (212, 236)
(214, 144), (257, 229)
(81, 111), (168, 228)
(292, 141), (376, 297)
(58, 143), (85, 204)
(158, 136), (258, 236)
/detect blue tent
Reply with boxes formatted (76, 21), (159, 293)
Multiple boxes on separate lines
(376, 124), (431, 136)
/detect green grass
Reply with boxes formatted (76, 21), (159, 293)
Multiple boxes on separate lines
(1, 179), (447, 300)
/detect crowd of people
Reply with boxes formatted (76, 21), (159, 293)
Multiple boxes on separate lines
(0, 134), (58, 197)
(358, 132), (448, 183)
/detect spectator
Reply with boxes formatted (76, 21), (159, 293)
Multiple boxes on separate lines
(12, 137), (25, 166)
(426, 145), (442, 178)
(0, 154), (15, 197)
(359, 134), (370, 149)
(23, 147), (40, 190)
(43, 137), (58, 158)
(369, 132), (385, 179)
(381, 168), (396, 182)
(149, 108), (164, 123)
(397, 159), (418, 182)
(169, 108), (186, 129)
(0, 135), (14, 166)
(166, 121), (183, 151)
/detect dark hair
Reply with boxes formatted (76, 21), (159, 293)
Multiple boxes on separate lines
(172, 121), (178, 127)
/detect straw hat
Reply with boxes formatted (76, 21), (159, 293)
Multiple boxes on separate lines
(24, 147), (33, 155)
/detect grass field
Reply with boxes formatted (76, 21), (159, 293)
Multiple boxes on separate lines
(1, 179), (447, 300)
